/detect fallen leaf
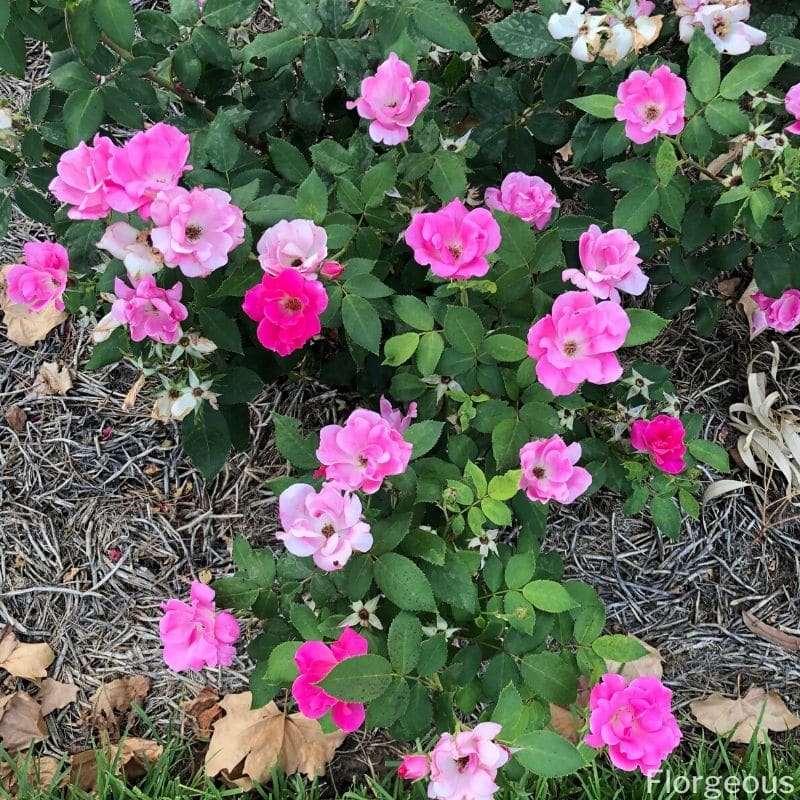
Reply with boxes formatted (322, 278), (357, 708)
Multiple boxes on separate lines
(183, 687), (222, 739)
(122, 374), (146, 411)
(37, 678), (79, 717)
(548, 677), (590, 744)
(0, 628), (55, 680)
(604, 636), (663, 681)
(703, 479), (750, 503)
(738, 278), (764, 341)
(716, 277), (743, 301)
(205, 693), (345, 789)
(4, 405), (26, 433)
(0, 753), (63, 797)
(88, 675), (151, 739)
(742, 610), (800, 654)
(26, 362), (73, 400)
(69, 738), (162, 793)
(0, 693), (48, 753)
(0, 265), (67, 347)
(690, 686), (800, 744)
(556, 141), (573, 162)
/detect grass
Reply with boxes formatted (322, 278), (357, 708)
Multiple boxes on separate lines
(3, 734), (800, 800)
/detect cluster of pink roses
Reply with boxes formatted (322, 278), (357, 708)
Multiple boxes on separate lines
(6, 242), (70, 313)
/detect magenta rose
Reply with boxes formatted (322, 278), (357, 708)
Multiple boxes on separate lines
(6, 242), (69, 312)
(614, 65), (686, 145)
(751, 289), (800, 334)
(630, 414), (687, 474)
(110, 274), (188, 345)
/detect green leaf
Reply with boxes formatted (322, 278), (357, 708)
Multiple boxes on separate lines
(650, 496), (682, 540)
(295, 169), (328, 223)
(84, 327), (129, 370)
(343, 274), (393, 298)
(681, 115), (712, 158)
(567, 94), (617, 119)
(496, 212), (537, 269)
(275, 0), (322, 35)
(268, 136), (310, 183)
(404, 420), (444, 459)
(50, 62), (96, 91)
(484, 334), (527, 362)
(416, 634), (447, 676)
(704, 99), (749, 135)
(170, 0), (202, 26)
(198, 307), (244, 354)
(246, 195), (298, 226)
(416, 331), (444, 375)
(213, 575), (259, 609)
(522, 580), (579, 613)
(492, 418), (526, 472)
(687, 439), (730, 472)
(172, 43), (202, 90)
(412, 1), (476, 53)
(384, 332), (420, 366)
(655, 140), (678, 185)
(318, 655), (392, 702)
(342, 294), (381, 354)
(488, 12), (557, 58)
(101, 86), (143, 128)
(591, 634), (648, 663)
(0, 22), (25, 78)
(488, 470), (521, 501)
(606, 159), (657, 191)
(63, 89), (104, 147)
(371, 513), (413, 556)
(444, 306), (484, 354)
(521, 652), (577, 704)
(430, 151), (467, 203)
(514, 731), (585, 777)
(232, 535), (275, 586)
(365, 679), (411, 728)
(271, 412), (319, 470)
(265, 641), (301, 683)
(394, 295), (434, 331)
(310, 140), (352, 175)
(719, 55), (788, 100)
(202, 0), (259, 27)
(623, 309), (669, 347)
(93, 0), (135, 48)
(207, 114), (243, 172)
(612, 184), (659, 235)
(242, 29), (303, 69)
(374, 553), (437, 612)
(573, 604), (606, 644)
(13, 187), (54, 224)
(687, 49), (720, 103)
(181, 407), (232, 480)
(303, 37), (338, 97)
(361, 160), (397, 208)
(505, 553), (536, 590)
(388, 613), (422, 674)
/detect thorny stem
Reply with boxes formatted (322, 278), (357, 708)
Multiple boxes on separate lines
(674, 136), (724, 183)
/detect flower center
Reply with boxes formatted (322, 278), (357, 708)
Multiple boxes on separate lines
(623, 15), (636, 27)
(358, 608), (370, 620)
(193, 387), (203, 397)
(185, 224), (202, 241)
(455, 756), (470, 772)
(532, 466), (546, 479)
(179, 336), (190, 347)
(712, 13), (730, 37)
(644, 104), (661, 122)
(291, 258), (303, 267)
(284, 297), (302, 312)
(447, 243), (462, 259)
(563, 340), (578, 357)
(168, 389), (180, 399)
(321, 523), (335, 538)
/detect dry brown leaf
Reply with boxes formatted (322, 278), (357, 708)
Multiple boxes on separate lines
(0, 692), (49, 753)
(183, 687), (223, 739)
(0, 628), (55, 680)
(26, 362), (73, 399)
(0, 753), (62, 797)
(742, 610), (800, 654)
(556, 141), (573, 162)
(547, 677), (590, 744)
(716, 277), (743, 301)
(205, 693), (345, 789)
(69, 738), (163, 793)
(37, 678), (79, 717)
(88, 675), (151, 739)
(0, 265), (67, 346)
(4, 405), (26, 433)
(605, 636), (664, 681)
(690, 686), (800, 744)
(738, 278), (764, 341)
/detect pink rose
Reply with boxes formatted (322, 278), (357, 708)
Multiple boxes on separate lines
(379, 395), (417, 433)
(159, 581), (240, 672)
(397, 754), (430, 781)
(292, 628), (368, 733)
(97, 221), (163, 279)
(316, 408), (413, 494)
(110, 274), (188, 345)
(614, 65), (686, 145)
(484, 172), (560, 230)
(526, 291), (630, 396)
(256, 219), (328, 277)
(106, 123), (191, 218)
(630, 415), (687, 474)
(320, 260), (345, 280)
(428, 723), (510, 800)
(276, 483), (372, 571)
(562, 225), (648, 302)
(149, 186), (245, 278)
(693, 3), (766, 55)
(242, 269), (329, 357)
(48, 134), (121, 220)
(6, 242), (69, 312)
(785, 84), (800, 135)
(346, 52), (430, 146)
(404, 198), (502, 280)
(585, 673), (681, 777)
(519, 435), (592, 504)
(752, 289), (800, 333)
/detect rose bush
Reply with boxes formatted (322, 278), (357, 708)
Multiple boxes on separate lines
(3, 0), (798, 792)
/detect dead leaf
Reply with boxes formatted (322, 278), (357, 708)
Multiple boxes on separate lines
(4, 405), (26, 433)
(88, 675), (151, 739)
(690, 686), (800, 744)
(0, 693), (48, 753)
(26, 362), (73, 400)
(547, 676), (590, 744)
(0, 753), (63, 797)
(0, 265), (67, 347)
(183, 687), (222, 739)
(703, 479), (750, 503)
(738, 278), (764, 341)
(604, 636), (663, 681)
(0, 628), (55, 680)
(122, 374), (146, 411)
(69, 738), (163, 793)
(37, 678), (79, 717)
(716, 277), (743, 301)
(205, 693), (345, 790)
(556, 141), (573, 162)
(704, 140), (744, 178)
(742, 610), (800, 654)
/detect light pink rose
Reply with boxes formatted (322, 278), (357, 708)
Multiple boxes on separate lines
(379, 395), (417, 433)
(256, 219), (328, 277)
(397, 754), (429, 781)
(97, 221), (163, 279)
(693, 3), (766, 55)
(316, 408), (413, 494)
(526, 291), (630, 396)
(785, 84), (800, 135)
(242, 269), (329, 357)
(110, 274), (188, 345)
(428, 723), (510, 800)
(585, 673), (681, 777)
(48, 134), (121, 220)
(276, 483), (372, 572)
(484, 172), (560, 230)
(291, 628), (368, 733)
(562, 225), (647, 302)
(751, 289), (800, 333)
(519, 435), (592, 504)
(6, 242), (69, 312)
(320, 260), (345, 280)
(630, 415), (687, 474)
(159, 581), (240, 672)
(404, 198), (502, 280)
(149, 186), (244, 278)
(614, 65), (686, 145)
(346, 52), (430, 146)
(106, 123), (191, 218)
